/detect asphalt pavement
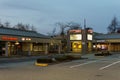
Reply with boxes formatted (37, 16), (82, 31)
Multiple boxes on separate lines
(0, 53), (119, 80)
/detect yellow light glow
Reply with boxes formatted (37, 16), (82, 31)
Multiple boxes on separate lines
(78, 45), (82, 49)
(72, 42), (82, 49)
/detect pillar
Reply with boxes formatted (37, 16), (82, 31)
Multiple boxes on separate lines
(45, 43), (48, 55)
(82, 29), (87, 54)
(58, 44), (61, 54)
(108, 43), (111, 52)
(67, 33), (71, 52)
(5, 42), (9, 56)
(28, 43), (32, 56)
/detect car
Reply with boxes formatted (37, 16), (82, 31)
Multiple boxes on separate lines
(95, 50), (112, 56)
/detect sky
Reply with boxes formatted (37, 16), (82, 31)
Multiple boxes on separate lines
(0, 0), (120, 34)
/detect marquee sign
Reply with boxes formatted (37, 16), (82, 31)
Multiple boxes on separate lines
(1, 36), (18, 41)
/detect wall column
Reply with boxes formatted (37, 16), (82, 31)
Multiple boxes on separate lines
(28, 43), (32, 56)
(82, 29), (87, 54)
(58, 44), (61, 54)
(108, 43), (111, 52)
(45, 43), (48, 55)
(67, 33), (71, 52)
(5, 42), (9, 56)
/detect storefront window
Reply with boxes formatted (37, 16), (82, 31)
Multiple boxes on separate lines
(33, 43), (44, 52)
(72, 41), (82, 52)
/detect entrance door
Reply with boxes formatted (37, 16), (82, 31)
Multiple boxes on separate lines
(72, 41), (82, 53)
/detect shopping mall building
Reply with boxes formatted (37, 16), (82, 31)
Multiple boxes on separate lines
(67, 28), (93, 53)
(93, 33), (120, 52)
(67, 28), (120, 53)
(0, 27), (61, 56)
(1, 27), (120, 56)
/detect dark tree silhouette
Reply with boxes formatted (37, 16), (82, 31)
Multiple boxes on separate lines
(107, 17), (120, 33)
(31, 25), (36, 32)
(56, 22), (81, 36)
(4, 21), (10, 28)
(13, 23), (37, 32)
(13, 23), (26, 30)
(47, 27), (57, 37)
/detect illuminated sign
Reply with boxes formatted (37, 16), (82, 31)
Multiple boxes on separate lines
(69, 30), (81, 34)
(87, 29), (93, 33)
(70, 34), (82, 40)
(97, 40), (106, 42)
(87, 34), (92, 40)
(22, 38), (31, 41)
(2, 36), (18, 41)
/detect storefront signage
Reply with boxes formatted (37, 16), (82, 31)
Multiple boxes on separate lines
(87, 29), (93, 33)
(22, 38), (31, 41)
(96, 40), (106, 42)
(69, 30), (82, 34)
(107, 39), (120, 42)
(2, 36), (18, 41)
(70, 34), (82, 40)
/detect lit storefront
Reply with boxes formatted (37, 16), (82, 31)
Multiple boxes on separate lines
(70, 32), (82, 52)
(93, 33), (120, 52)
(67, 29), (93, 53)
(0, 27), (61, 56)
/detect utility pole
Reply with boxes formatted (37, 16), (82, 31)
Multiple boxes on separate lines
(82, 19), (87, 54)
(84, 19), (86, 29)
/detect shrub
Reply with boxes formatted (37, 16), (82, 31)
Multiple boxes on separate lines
(66, 55), (81, 60)
(54, 55), (67, 62)
(36, 58), (53, 63)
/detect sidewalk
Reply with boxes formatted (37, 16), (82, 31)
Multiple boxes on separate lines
(0, 53), (97, 63)
(0, 55), (50, 63)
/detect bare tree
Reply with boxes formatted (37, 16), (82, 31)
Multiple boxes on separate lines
(0, 24), (4, 27)
(67, 22), (81, 30)
(13, 23), (37, 32)
(31, 25), (37, 32)
(0, 20), (4, 27)
(56, 22), (81, 36)
(13, 23), (26, 30)
(4, 21), (11, 28)
(24, 24), (30, 30)
(107, 16), (120, 33)
(56, 22), (66, 36)
(47, 27), (57, 37)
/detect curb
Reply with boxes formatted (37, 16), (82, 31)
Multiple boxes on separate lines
(35, 62), (48, 67)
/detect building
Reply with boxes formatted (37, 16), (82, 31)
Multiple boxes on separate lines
(67, 28), (93, 53)
(0, 27), (61, 56)
(93, 33), (120, 52)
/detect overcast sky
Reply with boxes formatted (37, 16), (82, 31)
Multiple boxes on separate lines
(0, 0), (120, 34)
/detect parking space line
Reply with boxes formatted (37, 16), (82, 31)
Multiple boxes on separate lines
(70, 61), (97, 68)
(99, 60), (120, 70)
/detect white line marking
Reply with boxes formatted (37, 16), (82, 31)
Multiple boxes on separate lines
(70, 61), (97, 68)
(99, 60), (120, 70)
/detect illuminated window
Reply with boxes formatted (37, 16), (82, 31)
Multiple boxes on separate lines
(70, 34), (82, 40)
(87, 34), (92, 40)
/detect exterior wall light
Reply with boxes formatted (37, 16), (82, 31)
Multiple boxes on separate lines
(15, 41), (19, 45)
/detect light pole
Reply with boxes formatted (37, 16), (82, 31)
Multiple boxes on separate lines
(82, 19), (87, 54)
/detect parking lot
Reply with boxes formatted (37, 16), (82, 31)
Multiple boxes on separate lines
(0, 53), (119, 80)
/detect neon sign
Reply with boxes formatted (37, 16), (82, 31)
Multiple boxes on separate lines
(2, 36), (18, 41)
(69, 30), (82, 33)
